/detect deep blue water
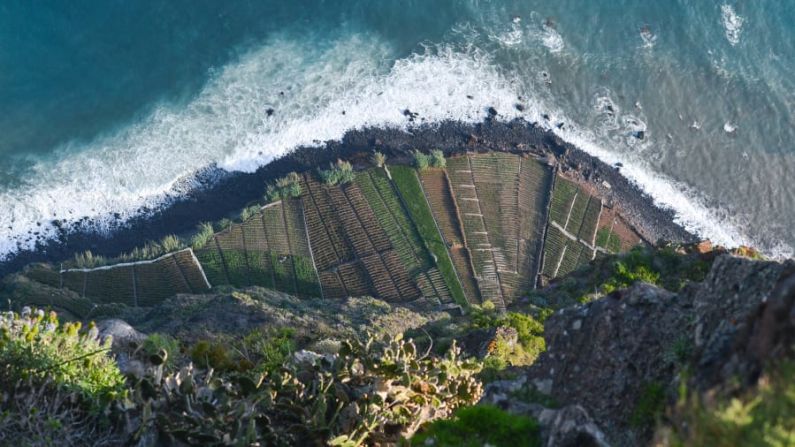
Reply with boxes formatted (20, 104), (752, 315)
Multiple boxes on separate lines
(0, 0), (793, 258)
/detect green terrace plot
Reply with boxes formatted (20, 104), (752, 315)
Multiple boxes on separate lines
(541, 176), (602, 279)
(453, 153), (553, 305)
(194, 200), (321, 297)
(30, 249), (211, 309)
(445, 155), (506, 309)
(390, 165), (468, 307)
(301, 174), (420, 302)
(356, 168), (454, 306)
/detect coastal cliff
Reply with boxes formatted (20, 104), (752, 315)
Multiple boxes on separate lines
(0, 143), (789, 446)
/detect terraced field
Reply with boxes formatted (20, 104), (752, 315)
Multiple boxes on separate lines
(356, 169), (454, 306)
(419, 169), (480, 305)
(301, 175), (420, 302)
(194, 200), (321, 297)
(9, 153), (647, 316)
(444, 153), (553, 307)
(541, 176), (602, 279)
(34, 249), (211, 308)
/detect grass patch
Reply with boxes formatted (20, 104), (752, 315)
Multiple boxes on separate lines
(390, 165), (467, 307)
(664, 361), (795, 446)
(410, 405), (540, 447)
(194, 248), (227, 286)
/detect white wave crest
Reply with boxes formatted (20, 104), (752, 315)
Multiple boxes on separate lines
(721, 4), (744, 46)
(0, 30), (785, 263)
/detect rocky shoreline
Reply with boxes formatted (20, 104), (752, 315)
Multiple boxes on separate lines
(0, 117), (696, 278)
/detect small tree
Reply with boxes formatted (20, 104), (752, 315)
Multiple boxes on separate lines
(191, 222), (215, 250)
(159, 235), (184, 253)
(430, 149), (446, 168)
(318, 159), (355, 186)
(266, 172), (302, 201)
(371, 151), (386, 168)
(413, 150), (430, 170)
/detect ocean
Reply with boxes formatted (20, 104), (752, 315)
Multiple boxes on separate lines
(1, 0), (793, 260)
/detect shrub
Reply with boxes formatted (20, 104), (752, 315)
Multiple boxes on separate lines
(660, 361), (795, 446)
(0, 308), (125, 405)
(239, 205), (261, 222)
(429, 149), (446, 168)
(318, 159), (355, 186)
(266, 172), (302, 201)
(237, 328), (296, 374)
(190, 222), (214, 250)
(371, 151), (386, 168)
(631, 382), (666, 429)
(73, 251), (107, 269)
(410, 405), (541, 447)
(413, 150), (430, 170)
(141, 333), (180, 370)
(159, 235), (183, 253)
(215, 218), (233, 232)
(126, 334), (482, 446)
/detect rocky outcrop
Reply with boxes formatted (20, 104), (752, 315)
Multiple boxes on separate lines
(483, 254), (795, 446)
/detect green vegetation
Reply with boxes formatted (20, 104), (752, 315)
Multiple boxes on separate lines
(534, 245), (715, 308)
(355, 169), (430, 275)
(0, 308), (125, 405)
(238, 327), (296, 374)
(190, 221), (215, 250)
(371, 150), (386, 168)
(470, 301), (547, 381)
(215, 218), (233, 232)
(631, 382), (666, 429)
(159, 234), (184, 253)
(411, 405), (540, 447)
(266, 171), (302, 201)
(663, 361), (795, 446)
(73, 250), (108, 269)
(141, 333), (180, 370)
(413, 150), (430, 170)
(239, 204), (261, 222)
(390, 165), (468, 307)
(430, 149), (446, 168)
(194, 247), (227, 285)
(319, 159), (355, 185)
(412, 149), (445, 170)
(596, 226), (622, 253)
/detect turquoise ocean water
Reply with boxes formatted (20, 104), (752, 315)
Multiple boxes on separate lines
(0, 1), (793, 259)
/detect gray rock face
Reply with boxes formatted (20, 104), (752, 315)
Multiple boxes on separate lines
(97, 318), (146, 349)
(483, 255), (795, 446)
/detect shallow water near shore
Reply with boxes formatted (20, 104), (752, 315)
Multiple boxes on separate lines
(0, 0), (793, 261)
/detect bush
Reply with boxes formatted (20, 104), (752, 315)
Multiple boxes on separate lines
(631, 382), (666, 429)
(371, 151), (386, 168)
(141, 333), (180, 370)
(73, 251), (107, 269)
(238, 328), (296, 374)
(215, 218), (233, 232)
(413, 150), (430, 170)
(128, 334), (483, 446)
(318, 159), (355, 186)
(266, 172), (302, 201)
(410, 405), (541, 447)
(661, 361), (795, 446)
(159, 235), (183, 253)
(190, 222), (215, 250)
(239, 205), (261, 222)
(0, 308), (125, 405)
(429, 149), (446, 168)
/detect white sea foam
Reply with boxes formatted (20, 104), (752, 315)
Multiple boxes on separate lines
(541, 25), (565, 54)
(721, 4), (744, 46)
(0, 35), (524, 260)
(0, 30), (786, 263)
